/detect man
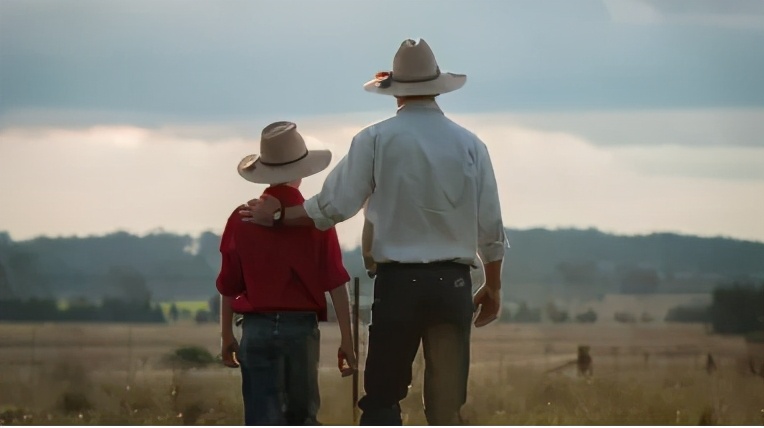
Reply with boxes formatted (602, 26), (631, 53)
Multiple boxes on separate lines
(240, 39), (507, 425)
(217, 121), (357, 425)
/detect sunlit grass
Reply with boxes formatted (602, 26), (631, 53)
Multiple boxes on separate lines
(1, 323), (762, 425)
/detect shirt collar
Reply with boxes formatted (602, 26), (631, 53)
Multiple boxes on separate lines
(396, 99), (443, 114)
(263, 184), (305, 206)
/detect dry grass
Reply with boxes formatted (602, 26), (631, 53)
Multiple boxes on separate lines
(0, 322), (762, 425)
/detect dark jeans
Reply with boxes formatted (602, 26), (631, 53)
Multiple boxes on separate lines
(358, 262), (474, 426)
(238, 312), (321, 426)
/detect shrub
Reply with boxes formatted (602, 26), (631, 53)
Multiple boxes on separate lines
(166, 345), (216, 369)
(58, 390), (93, 414)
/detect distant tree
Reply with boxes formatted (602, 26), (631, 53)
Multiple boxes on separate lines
(169, 303), (179, 323)
(63, 297), (99, 321)
(614, 312), (637, 323)
(100, 298), (165, 323)
(511, 302), (542, 323)
(545, 303), (569, 323)
(0, 259), (13, 300)
(575, 309), (598, 323)
(195, 309), (212, 324)
(7, 251), (49, 298)
(107, 266), (150, 303)
(197, 231), (222, 269)
(208, 294), (221, 322)
(0, 231), (11, 247)
(0, 298), (59, 321)
(557, 261), (606, 300)
(618, 266), (659, 294)
(710, 281), (764, 334)
(6, 227), (764, 305)
(665, 305), (710, 323)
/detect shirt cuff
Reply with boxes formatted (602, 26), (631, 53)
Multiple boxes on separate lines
(478, 239), (509, 264)
(303, 196), (336, 231)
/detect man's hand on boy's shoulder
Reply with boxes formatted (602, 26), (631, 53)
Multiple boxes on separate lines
(221, 337), (240, 368)
(239, 195), (281, 226)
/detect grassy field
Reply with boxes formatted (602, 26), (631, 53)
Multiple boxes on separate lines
(0, 322), (762, 425)
(157, 301), (211, 318)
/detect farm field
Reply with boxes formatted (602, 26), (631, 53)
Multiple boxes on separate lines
(0, 322), (762, 425)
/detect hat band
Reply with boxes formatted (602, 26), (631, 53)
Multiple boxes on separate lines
(377, 67), (442, 88)
(260, 149), (309, 167)
(394, 67), (442, 83)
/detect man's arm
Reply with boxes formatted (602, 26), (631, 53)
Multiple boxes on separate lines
(239, 200), (314, 227)
(472, 141), (507, 327)
(241, 130), (376, 230)
(475, 141), (507, 265)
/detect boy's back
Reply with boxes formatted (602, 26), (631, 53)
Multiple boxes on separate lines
(217, 184), (348, 320)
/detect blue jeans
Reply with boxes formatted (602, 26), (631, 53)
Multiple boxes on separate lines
(238, 312), (321, 425)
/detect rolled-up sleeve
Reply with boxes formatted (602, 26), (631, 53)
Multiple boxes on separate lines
(475, 141), (508, 263)
(304, 128), (375, 231)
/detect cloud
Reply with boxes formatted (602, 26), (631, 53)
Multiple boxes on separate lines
(604, 0), (764, 28)
(452, 108), (764, 148)
(612, 145), (764, 180)
(2, 0), (763, 126)
(0, 123), (367, 248)
(2, 110), (764, 247)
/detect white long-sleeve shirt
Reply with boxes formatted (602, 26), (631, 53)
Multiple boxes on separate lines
(304, 100), (507, 266)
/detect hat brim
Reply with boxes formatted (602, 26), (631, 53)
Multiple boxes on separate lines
(363, 72), (466, 96)
(237, 149), (332, 184)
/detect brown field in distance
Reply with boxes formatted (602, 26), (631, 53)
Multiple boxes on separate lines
(1, 322), (763, 425)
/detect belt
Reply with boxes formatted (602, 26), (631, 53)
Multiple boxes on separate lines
(242, 311), (317, 321)
(376, 260), (469, 270)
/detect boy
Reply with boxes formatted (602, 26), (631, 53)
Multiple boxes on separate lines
(216, 121), (356, 425)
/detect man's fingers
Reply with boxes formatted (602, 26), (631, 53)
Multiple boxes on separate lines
(474, 313), (497, 328)
(473, 304), (498, 327)
(473, 294), (500, 327)
(239, 198), (263, 216)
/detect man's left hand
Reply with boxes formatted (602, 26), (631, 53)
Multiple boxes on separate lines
(239, 195), (281, 226)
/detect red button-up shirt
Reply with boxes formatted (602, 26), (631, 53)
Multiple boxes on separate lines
(215, 185), (350, 321)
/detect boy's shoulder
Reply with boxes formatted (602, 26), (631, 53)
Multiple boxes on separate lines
(226, 206), (245, 222)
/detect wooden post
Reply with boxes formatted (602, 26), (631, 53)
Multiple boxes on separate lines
(353, 277), (360, 423)
(577, 345), (593, 377)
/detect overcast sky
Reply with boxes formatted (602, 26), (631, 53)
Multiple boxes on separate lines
(1, 0), (763, 247)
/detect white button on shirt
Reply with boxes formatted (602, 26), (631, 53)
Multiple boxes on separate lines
(303, 100), (507, 266)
